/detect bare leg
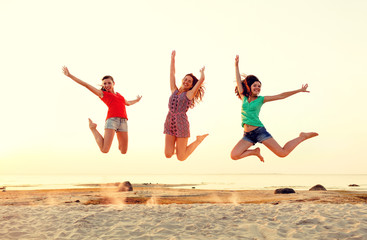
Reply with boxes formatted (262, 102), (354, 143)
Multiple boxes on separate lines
(165, 134), (176, 158)
(88, 118), (115, 153)
(175, 134), (209, 161)
(116, 131), (128, 154)
(231, 139), (264, 162)
(262, 132), (318, 158)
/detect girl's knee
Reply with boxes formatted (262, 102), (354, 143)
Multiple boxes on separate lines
(276, 151), (288, 158)
(230, 150), (240, 160)
(175, 150), (187, 161)
(101, 144), (112, 154)
(230, 154), (239, 160)
(119, 145), (128, 154)
(165, 151), (174, 158)
(101, 149), (110, 154)
(176, 155), (187, 161)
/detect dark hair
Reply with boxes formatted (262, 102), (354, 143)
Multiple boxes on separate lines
(185, 73), (205, 108)
(235, 74), (261, 99)
(100, 75), (114, 91)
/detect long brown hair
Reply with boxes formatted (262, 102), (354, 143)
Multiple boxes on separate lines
(235, 74), (261, 99)
(186, 73), (205, 108)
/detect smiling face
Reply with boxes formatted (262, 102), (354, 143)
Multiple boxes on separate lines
(102, 77), (115, 92)
(181, 75), (194, 90)
(250, 81), (262, 96)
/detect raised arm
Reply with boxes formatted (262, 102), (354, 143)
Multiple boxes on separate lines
(62, 66), (103, 98)
(263, 84), (310, 103)
(170, 50), (178, 93)
(235, 55), (244, 100)
(187, 66), (205, 100)
(126, 95), (142, 106)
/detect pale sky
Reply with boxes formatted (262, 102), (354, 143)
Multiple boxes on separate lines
(1, 0), (366, 175)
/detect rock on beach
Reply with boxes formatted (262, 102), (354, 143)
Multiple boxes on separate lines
(274, 188), (296, 194)
(117, 181), (133, 192)
(309, 184), (327, 191)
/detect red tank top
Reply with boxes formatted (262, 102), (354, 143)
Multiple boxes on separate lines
(100, 91), (128, 120)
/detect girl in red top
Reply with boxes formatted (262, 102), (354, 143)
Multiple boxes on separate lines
(63, 66), (142, 154)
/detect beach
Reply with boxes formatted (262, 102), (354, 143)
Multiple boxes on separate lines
(1, 184), (367, 239)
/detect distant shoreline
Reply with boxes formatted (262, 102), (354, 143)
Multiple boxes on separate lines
(1, 173), (366, 192)
(1, 181), (365, 192)
(1, 183), (367, 205)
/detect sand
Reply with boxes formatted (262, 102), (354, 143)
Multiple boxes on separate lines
(1, 184), (367, 239)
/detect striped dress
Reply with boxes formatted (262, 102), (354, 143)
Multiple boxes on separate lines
(164, 90), (192, 138)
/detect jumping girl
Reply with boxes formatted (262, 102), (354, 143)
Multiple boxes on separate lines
(62, 66), (142, 154)
(231, 55), (318, 162)
(164, 50), (208, 161)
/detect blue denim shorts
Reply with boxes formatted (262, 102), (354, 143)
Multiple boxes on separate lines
(242, 127), (272, 145)
(104, 117), (128, 132)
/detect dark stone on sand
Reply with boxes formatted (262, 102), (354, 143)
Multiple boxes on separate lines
(349, 184), (360, 187)
(309, 184), (327, 191)
(117, 181), (133, 192)
(274, 188), (295, 194)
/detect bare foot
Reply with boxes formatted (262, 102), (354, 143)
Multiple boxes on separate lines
(88, 118), (97, 130)
(253, 147), (264, 162)
(196, 134), (209, 143)
(300, 132), (319, 140)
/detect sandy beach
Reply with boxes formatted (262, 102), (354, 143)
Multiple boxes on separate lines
(1, 184), (367, 239)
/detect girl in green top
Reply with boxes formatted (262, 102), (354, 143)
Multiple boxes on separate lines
(231, 55), (318, 162)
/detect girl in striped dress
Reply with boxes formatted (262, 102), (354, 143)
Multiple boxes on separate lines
(164, 50), (208, 161)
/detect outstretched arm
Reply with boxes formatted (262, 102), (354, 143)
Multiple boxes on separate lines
(62, 66), (103, 98)
(187, 66), (205, 100)
(264, 84), (310, 103)
(235, 55), (244, 100)
(126, 95), (142, 106)
(170, 50), (178, 93)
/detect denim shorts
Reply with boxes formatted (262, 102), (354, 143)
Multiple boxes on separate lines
(242, 127), (272, 145)
(104, 117), (128, 132)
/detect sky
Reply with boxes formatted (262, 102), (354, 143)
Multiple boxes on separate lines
(0, 0), (366, 175)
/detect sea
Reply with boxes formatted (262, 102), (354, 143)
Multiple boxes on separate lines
(1, 174), (366, 191)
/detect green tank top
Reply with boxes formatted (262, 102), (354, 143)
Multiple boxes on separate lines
(241, 96), (264, 127)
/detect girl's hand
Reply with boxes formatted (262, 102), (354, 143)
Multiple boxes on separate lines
(62, 66), (71, 77)
(200, 66), (205, 74)
(300, 84), (310, 93)
(200, 66), (205, 80)
(235, 55), (239, 66)
(136, 95), (142, 101)
(171, 50), (176, 60)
